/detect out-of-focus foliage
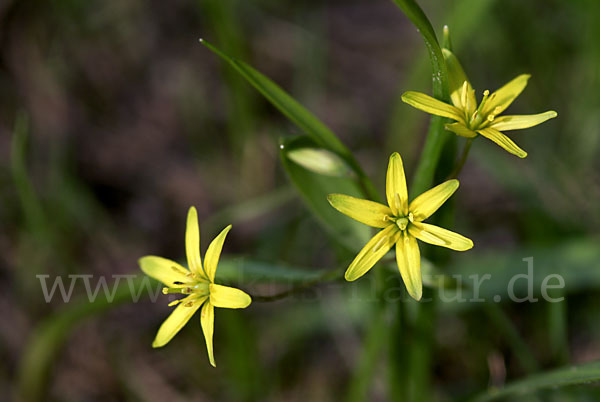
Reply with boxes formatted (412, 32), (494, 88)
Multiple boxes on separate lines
(1, 0), (600, 401)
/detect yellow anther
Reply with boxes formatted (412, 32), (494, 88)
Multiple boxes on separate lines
(162, 287), (169, 294)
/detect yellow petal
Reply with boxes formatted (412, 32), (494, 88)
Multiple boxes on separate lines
(396, 231), (422, 301)
(477, 127), (527, 158)
(489, 111), (557, 131)
(386, 152), (409, 216)
(442, 49), (477, 114)
(409, 180), (459, 222)
(408, 222), (473, 251)
(481, 74), (530, 117)
(327, 194), (393, 228)
(209, 283), (252, 309)
(139, 256), (191, 287)
(204, 225), (232, 282)
(200, 301), (216, 367)
(345, 225), (400, 281)
(152, 296), (206, 348)
(186, 207), (203, 275)
(401, 91), (466, 123)
(445, 122), (478, 138)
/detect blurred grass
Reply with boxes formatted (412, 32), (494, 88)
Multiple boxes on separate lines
(1, 0), (600, 400)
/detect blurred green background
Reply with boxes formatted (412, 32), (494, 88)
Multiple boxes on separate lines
(2, 0), (600, 400)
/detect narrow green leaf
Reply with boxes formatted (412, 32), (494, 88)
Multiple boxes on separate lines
(471, 361), (600, 402)
(392, 0), (448, 101)
(17, 276), (154, 402)
(217, 257), (329, 284)
(11, 113), (48, 238)
(392, 0), (451, 195)
(280, 137), (371, 251)
(345, 307), (388, 402)
(200, 39), (350, 159)
(200, 39), (381, 202)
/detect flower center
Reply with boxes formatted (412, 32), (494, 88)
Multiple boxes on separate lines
(163, 280), (209, 297)
(394, 212), (415, 231)
(395, 216), (409, 231)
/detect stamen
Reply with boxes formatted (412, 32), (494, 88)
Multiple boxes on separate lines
(162, 287), (169, 295)
(469, 90), (491, 128)
(408, 212), (415, 223)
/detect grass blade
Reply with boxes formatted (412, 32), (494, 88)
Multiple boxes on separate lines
(279, 137), (370, 251)
(200, 39), (350, 159)
(471, 361), (600, 402)
(200, 39), (380, 201)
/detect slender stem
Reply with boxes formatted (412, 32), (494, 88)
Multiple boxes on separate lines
(484, 303), (539, 374)
(448, 138), (473, 179)
(353, 170), (382, 203)
(250, 256), (397, 302)
(251, 267), (343, 302)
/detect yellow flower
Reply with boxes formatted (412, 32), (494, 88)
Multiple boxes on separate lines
(328, 153), (473, 300)
(139, 207), (251, 367)
(401, 49), (557, 158)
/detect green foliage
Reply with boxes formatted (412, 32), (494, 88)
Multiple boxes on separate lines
(279, 137), (371, 251)
(472, 361), (600, 402)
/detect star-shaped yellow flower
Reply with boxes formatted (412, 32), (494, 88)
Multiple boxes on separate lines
(139, 207), (251, 367)
(328, 153), (473, 300)
(401, 49), (557, 158)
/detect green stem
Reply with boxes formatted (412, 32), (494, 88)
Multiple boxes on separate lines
(484, 303), (539, 374)
(251, 267), (343, 302)
(448, 138), (473, 179)
(354, 170), (382, 203)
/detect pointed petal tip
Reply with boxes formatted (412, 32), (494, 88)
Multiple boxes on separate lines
(408, 288), (423, 301)
(344, 270), (358, 282)
(455, 238), (475, 251)
(400, 91), (416, 103)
